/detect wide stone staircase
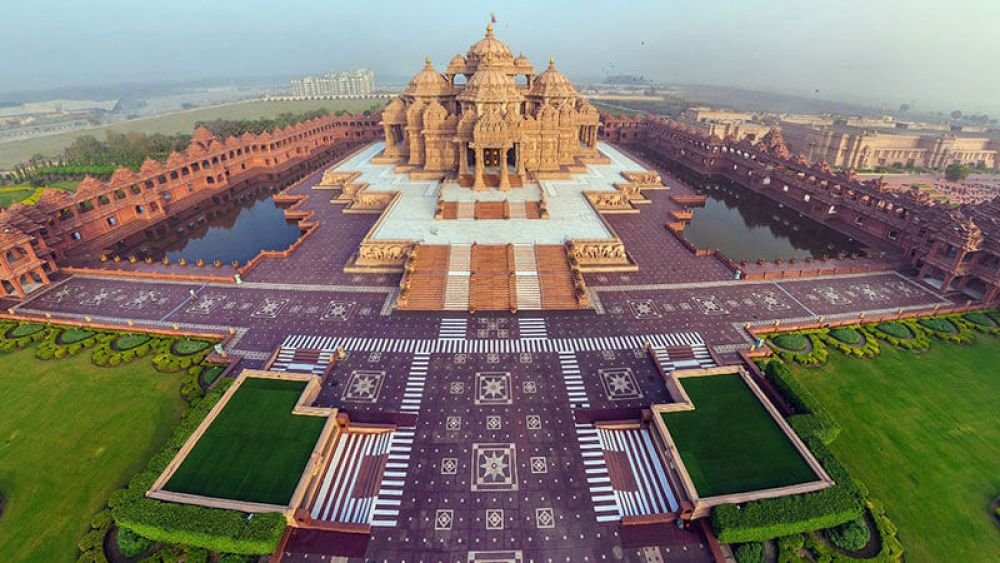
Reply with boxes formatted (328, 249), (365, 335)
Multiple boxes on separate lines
(398, 243), (585, 311)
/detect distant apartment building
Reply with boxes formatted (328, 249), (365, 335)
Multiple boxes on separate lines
(290, 68), (375, 98)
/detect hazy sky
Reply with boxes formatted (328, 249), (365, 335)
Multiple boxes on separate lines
(4, 0), (999, 114)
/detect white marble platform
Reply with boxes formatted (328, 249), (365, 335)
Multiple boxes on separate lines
(329, 142), (644, 245)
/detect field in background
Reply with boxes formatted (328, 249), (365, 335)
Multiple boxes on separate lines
(0, 98), (387, 168)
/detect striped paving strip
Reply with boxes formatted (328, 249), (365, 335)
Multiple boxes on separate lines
(438, 318), (468, 340)
(310, 431), (393, 524)
(278, 331), (705, 355)
(650, 343), (716, 373)
(576, 424), (621, 522)
(400, 352), (430, 414)
(558, 350), (589, 409)
(269, 347), (333, 375)
(371, 427), (415, 527)
(517, 317), (547, 340)
(598, 427), (678, 516)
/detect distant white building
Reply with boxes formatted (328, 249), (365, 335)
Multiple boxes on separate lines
(290, 69), (375, 98)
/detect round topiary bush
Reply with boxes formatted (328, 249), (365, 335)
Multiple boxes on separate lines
(771, 333), (809, 351)
(876, 322), (912, 339)
(116, 526), (155, 559)
(733, 542), (765, 563)
(827, 516), (871, 552)
(829, 327), (863, 345)
(918, 317), (955, 333)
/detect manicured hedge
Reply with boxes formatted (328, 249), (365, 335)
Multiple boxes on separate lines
(874, 322), (911, 339)
(804, 498), (904, 562)
(963, 312), (996, 328)
(711, 434), (863, 543)
(8, 323), (45, 338)
(59, 328), (96, 345)
(826, 516), (871, 551)
(114, 333), (151, 351)
(917, 317), (955, 333)
(733, 542), (765, 563)
(173, 338), (212, 356)
(869, 321), (931, 351)
(764, 359), (840, 443)
(771, 333), (808, 351)
(203, 365), (226, 386)
(769, 331), (829, 367)
(112, 380), (287, 555)
(116, 527), (155, 558)
(829, 327), (862, 345)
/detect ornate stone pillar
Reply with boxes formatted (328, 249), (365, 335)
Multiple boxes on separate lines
(474, 146), (485, 190)
(499, 146), (511, 191)
(458, 142), (468, 176)
(516, 143), (526, 177)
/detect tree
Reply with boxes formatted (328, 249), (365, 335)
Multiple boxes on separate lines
(945, 163), (971, 181)
(898, 103), (910, 113)
(950, 110), (963, 120)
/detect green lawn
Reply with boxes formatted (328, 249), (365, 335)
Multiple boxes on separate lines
(0, 349), (185, 562)
(164, 377), (325, 505)
(662, 374), (818, 497)
(792, 342), (1000, 562)
(0, 98), (386, 168)
(0, 181), (78, 208)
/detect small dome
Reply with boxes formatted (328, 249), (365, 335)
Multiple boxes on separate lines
(458, 53), (521, 103)
(449, 53), (467, 67)
(514, 53), (535, 73)
(531, 58), (576, 98)
(466, 23), (515, 65)
(405, 57), (450, 96)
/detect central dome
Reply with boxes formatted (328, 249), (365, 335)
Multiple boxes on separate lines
(466, 23), (515, 65)
(457, 53), (521, 103)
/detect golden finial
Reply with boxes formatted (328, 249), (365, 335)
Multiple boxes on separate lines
(549, 57), (555, 67)
(425, 55), (432, 66)
(486, 22), (494, 34)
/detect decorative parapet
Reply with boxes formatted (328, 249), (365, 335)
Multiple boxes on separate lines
(584, 191), (637, 214)
(347, 239), (414, 273)
(568, 238), (637, 272)
(620, 170), (663, 186)
(318, 170), (362, 188)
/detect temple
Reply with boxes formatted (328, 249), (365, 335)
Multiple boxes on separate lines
(379, 23), (602, 189)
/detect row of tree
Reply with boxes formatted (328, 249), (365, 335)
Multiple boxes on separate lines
(2, 107), (348, 187)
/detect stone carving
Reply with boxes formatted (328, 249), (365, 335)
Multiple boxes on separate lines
(356, 240), (412, 266)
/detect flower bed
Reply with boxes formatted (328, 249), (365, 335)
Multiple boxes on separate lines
(7, 323), (46, 339)
(917, 317), (955, 333)
(963, 312), (996, 328)
(768, 331), (828, 366)
(874, 322), (912, 339)
(869, 321), (930, 351)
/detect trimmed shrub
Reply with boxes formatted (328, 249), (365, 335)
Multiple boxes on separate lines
(829, 327), (862, 345)
(875, 322), (911, 339)
(173, 338), (212, 356)
(711, 435), (863, 543)
(76, 549), (109, 563)
(77, 528), (105, 552)
(203, 365), (226, 386)
(734, 542), (765, 563)
(59, 328), (95, 344)
(964, 312), (996, 328)
(804, 498), (904, 562)
(7, 323), (45, 339)
(827, 516), (871, 552)
(771, 333), (808, 351)
(917, 317), (954, 333)
(90, 509), (113, 530)
(116, 526), (154, 558)
(114, 333), (151, 351)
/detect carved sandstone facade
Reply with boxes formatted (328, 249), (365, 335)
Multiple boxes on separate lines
(379, 24), (602, 189)
(0, 113), (383, 298)
(602, 114), (1000, 304)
